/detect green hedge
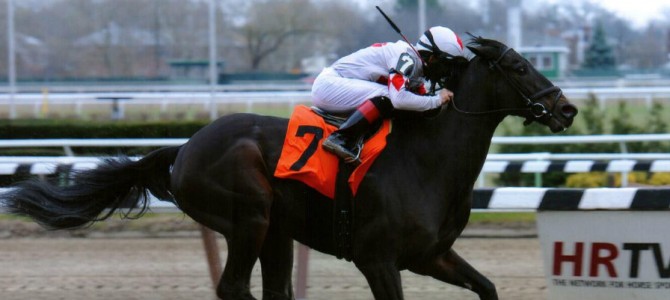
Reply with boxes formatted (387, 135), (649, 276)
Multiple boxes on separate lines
(0, 119), (208, 139)
(0, 119), (209, 156)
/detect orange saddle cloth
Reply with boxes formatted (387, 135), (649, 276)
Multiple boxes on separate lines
(274, 105), (391, 199)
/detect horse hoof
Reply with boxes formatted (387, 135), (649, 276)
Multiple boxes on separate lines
(263, 290), (294, 300)
(217, 286), (257, 300)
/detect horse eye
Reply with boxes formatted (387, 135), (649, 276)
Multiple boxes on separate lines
(517, 67), (527, 75)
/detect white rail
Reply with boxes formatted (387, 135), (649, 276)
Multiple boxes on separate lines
(0, 134), (667, 148)
(492, 133), (670, 154)
(1, 85), (670, 118)
(487, 153), (670, 161)
(0, 134), (666, 157)
(492, 133), (670, 144)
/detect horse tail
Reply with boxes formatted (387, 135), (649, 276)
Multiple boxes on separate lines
(1, 146), (181, 230)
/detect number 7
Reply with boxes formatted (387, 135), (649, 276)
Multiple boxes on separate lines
(290, 125), (324, 171)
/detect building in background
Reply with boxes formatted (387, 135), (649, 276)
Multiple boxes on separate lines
(519, 46), (570, 79)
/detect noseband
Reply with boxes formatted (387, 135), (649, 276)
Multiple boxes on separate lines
(451, 47), (563, 120)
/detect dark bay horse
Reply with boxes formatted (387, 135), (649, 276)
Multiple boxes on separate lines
(1, 37), (577, 300)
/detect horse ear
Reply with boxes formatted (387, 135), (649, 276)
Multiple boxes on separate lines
(467, 45), (497, 60)
(467, 46), (484, 57)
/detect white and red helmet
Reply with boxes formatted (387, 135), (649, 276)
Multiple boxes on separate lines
(416, 26), (465, 59)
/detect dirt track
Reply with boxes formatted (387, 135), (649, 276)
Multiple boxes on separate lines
(0, 235), (546, 300)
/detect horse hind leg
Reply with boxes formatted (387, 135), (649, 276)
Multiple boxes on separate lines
(408, 248), (498, 300)
(356, 262), (404, 300)
(181, 187), (269, 300)
(175, 140), (274, 299)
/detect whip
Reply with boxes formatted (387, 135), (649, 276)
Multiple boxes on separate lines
(375, 6), (426, 67)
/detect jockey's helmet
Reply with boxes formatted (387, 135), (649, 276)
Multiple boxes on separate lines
(416, 26), (468, 88)
(416, 26), (465, 61)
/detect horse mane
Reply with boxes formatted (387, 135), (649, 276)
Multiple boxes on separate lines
(431, 34), (509, 91)
(465, 34), (508, 61)
(467, 35), (505, 49)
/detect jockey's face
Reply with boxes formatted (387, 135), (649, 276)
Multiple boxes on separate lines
(423, 53), (448, 82)
(422, 51), (469, 89)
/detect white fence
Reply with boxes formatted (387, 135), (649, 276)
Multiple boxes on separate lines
(483, 134), (670, 187)
(5, 86), (670, 104)
(2, 85), (670, 118)
(0, 134), (668, 188)
(2, 134), (667, 156)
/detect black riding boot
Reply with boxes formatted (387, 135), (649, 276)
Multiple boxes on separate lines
(322, 96), (393, 164)
(322, 110), (370, 164)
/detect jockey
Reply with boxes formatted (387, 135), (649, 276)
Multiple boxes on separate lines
(311, 26), (467, 164)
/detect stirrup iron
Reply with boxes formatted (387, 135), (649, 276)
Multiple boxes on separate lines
(344, 143), (363, 166)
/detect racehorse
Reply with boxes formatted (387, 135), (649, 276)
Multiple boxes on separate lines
(1, 36), (577, 300)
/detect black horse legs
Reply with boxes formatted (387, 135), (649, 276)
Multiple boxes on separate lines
(408, 249), (498, 300)
(183, 196), (267, 300)
(356, 262), (404, 300)
(258, 223), (295, 300)
(173, 140), (277, 300)
(218, 210), (269, 299)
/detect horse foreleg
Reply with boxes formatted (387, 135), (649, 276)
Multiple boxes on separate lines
(408, 249), (498, 300)
(258, 224), (294, 300)
(356, 262), (404, 300)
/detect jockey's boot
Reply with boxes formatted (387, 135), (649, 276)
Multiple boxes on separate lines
(322, 96), (393, 164)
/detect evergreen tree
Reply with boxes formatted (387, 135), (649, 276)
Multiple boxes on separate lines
(647, 102), (667, 134)
(395, 0), (440, 10)
(611, 102), (640, 135)
(641, 102), (669, 152)
(579, 94), (606, 137)
(582, 21), (616, 69)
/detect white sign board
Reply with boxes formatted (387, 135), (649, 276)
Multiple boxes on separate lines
(537, 211), (670, 300)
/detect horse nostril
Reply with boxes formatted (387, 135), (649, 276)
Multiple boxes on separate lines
(561, 104), (578, 118)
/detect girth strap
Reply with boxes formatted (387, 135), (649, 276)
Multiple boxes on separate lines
(334, 160), (355, 261)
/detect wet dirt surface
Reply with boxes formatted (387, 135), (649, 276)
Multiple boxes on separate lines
(0, 236), (546, 300)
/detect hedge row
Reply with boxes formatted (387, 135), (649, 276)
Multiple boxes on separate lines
(0, 119), (209, 156)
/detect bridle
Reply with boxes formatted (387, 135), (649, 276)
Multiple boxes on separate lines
(450, 46), (563, 122)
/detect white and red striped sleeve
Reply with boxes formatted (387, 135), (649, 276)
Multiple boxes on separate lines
(384, 49), (441, 111)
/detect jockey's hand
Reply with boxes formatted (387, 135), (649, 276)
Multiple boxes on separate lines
(439, 89), (454, 105)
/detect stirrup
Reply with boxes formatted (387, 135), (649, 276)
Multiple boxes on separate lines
(344, 145), (363, 166)
(322, 139), (363, 166)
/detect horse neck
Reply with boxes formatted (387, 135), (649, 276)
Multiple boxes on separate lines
(430, 64), (510, 180)
(390, 105), (504, 182)
(441, 59), (511, 155)
(390, 61), (510, 183)
(439, 106), (504, 164)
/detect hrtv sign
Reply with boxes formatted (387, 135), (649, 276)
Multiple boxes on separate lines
(537, 211), (670, 300)
(553, 242), (670, 278)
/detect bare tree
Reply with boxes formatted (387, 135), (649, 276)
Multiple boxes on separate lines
(625, 23), (668, 69)
(4, 0), (670, 79)
(288, 1), (366, 61)
(239, 0), (320, 71)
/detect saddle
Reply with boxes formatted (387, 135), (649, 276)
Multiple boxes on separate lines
(310, 106), (348, 127)
(274, 105), (391, 199)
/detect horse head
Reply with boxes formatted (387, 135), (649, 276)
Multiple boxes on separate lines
(459, 36), (578, 133)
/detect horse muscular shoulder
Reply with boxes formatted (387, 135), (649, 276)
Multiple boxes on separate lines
(353, 137), (473, 265)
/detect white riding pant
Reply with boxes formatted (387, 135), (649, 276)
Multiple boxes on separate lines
(311, 68), (389, 113)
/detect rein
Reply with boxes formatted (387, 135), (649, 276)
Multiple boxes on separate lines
(450, 47), (563, 120)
